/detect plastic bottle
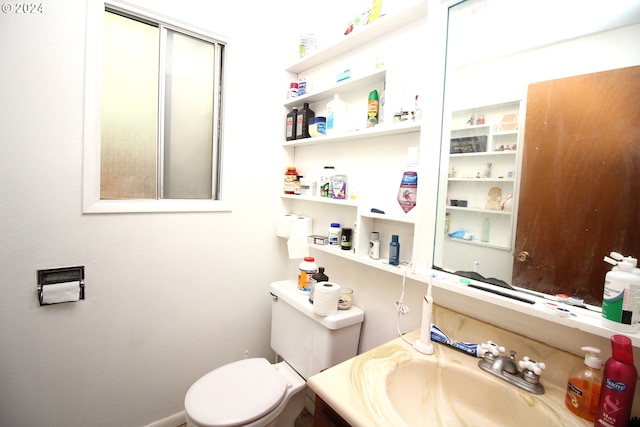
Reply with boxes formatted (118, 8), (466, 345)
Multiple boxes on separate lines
(283, 167), (298, 195)
(565, 346), (602, 421)
(367, 89), (379, 127)
(298, 256), (318, 294)
(602, 260), (640, 333)
(397, 147), (419, 214)
(309, 266), (329, 304)
(481, 218), (490, 243)
(326, 94), (348, 135)
(369, 231), (380, 260)
(319, 166), (335, 198)
(295, 103), (315, 139)
(594, 335), (637, 426)
(286, 108), (297, 141)
(328, 223), (341, 246)
(389, 234), (400, 266)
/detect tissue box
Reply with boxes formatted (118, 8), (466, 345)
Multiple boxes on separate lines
(308, 235), (329, 245)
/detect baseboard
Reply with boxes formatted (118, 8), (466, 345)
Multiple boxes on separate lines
(143, 411), (186, 427)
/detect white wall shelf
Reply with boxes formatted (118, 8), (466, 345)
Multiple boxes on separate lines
(284, 68), (386, 107)
(285, 0), (428, 74)
(283, 121), (421, 148)
(359, 210), (415, 224)
(449, 151), (517, 158)
(445, 235), (511, 251)
(281, 194), (359, 207)
(446, 206), (511, 215)
(309, 243), (410, 276)
(447, 177), (515, 183)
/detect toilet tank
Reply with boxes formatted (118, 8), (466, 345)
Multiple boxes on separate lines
(270, 280), (364, 380)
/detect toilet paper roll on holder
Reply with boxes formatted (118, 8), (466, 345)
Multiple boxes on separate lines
(37, 266), (85, 306)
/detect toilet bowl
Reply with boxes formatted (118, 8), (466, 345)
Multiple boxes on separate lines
(184, 359), (305, 427)
(184, 280), (364, 427)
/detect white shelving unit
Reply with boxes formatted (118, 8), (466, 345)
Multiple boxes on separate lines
(285, 0), (428, 74)
(280, 1), (428, 274)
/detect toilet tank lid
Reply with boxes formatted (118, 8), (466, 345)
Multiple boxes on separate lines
(270, 281), (364, 330)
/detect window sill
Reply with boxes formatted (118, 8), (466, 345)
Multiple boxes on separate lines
(82, 198), (232, 214)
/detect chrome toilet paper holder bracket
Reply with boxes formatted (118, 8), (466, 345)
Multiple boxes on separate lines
(37, 266), (85, 306)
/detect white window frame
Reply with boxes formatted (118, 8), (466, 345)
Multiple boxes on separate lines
(82, 0), (232, 213)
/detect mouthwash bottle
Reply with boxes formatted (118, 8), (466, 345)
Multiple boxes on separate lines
(397, 147), (419, 214)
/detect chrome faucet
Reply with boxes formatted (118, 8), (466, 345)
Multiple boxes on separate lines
(478, 348), (546, 394)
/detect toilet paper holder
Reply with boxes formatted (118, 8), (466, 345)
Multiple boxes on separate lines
(37, 266), (85, 306)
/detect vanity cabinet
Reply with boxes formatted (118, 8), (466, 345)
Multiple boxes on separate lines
(280, 1), (427, 276)
(313, 395), (352, 427)
(444, 101), (523, 250)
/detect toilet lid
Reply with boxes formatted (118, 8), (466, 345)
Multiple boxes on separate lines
(185, 358), (288, 427)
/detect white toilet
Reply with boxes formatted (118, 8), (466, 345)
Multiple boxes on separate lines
(184, 280), (365, 427)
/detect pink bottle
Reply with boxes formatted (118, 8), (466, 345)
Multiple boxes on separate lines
(594, 335), (637, 426)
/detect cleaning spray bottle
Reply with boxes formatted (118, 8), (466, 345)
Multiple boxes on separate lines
(397, 147), (419, 214)
(565, 346), (602, 421)
(594, 334), (637, 426)
(602, 252), (640, 333)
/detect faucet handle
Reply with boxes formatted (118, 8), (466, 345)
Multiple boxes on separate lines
(519, 356), (546, 375)
(479, 341), (505, 357)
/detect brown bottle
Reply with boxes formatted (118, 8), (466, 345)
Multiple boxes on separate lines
(286, 108), (297, 141)
(295, 103), (315, 139)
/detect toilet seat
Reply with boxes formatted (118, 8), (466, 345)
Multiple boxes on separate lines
(185, 358), (288, 427)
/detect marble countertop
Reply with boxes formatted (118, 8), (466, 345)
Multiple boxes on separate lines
(308, 316), (593, 427)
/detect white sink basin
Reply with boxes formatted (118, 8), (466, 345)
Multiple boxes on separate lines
(385, 358), (569, 427)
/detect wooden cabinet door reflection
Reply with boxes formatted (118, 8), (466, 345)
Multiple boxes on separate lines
(513, 65), (640, 305)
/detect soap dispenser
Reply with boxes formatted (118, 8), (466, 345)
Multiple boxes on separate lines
(565, 346), (602, 421)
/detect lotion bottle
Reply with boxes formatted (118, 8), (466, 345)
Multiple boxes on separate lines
(594, 334), (637, 426)
(565, 346), (602, 421)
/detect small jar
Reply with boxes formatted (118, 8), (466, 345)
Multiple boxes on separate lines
(338, 288), (353, 310)
(341, 227), (353, 251)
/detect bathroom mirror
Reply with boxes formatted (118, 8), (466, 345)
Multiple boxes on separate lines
(433, 0), (640, 306)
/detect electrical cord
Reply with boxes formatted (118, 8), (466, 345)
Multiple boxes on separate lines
(395, 267), (414, 345)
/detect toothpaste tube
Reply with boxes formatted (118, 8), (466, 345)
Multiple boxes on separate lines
(430, 324), (482, 357)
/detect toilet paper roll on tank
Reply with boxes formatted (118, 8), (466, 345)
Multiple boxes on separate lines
(276, 214), (313, 259)
(313, 282), (341, 317)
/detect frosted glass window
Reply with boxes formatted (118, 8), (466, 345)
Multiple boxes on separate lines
(101, 12), (159, 199)
(163, 31), (215, 199)
(100, 9), (224, 201)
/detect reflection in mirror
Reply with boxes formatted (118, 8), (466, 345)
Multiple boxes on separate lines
(434, 0), (640, 306)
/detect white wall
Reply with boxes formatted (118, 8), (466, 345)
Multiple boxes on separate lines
(0, 1), (290, 426)
(0, 0), (429, 426)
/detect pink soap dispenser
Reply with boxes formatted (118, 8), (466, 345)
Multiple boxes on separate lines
(594, 334), (637, 426)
